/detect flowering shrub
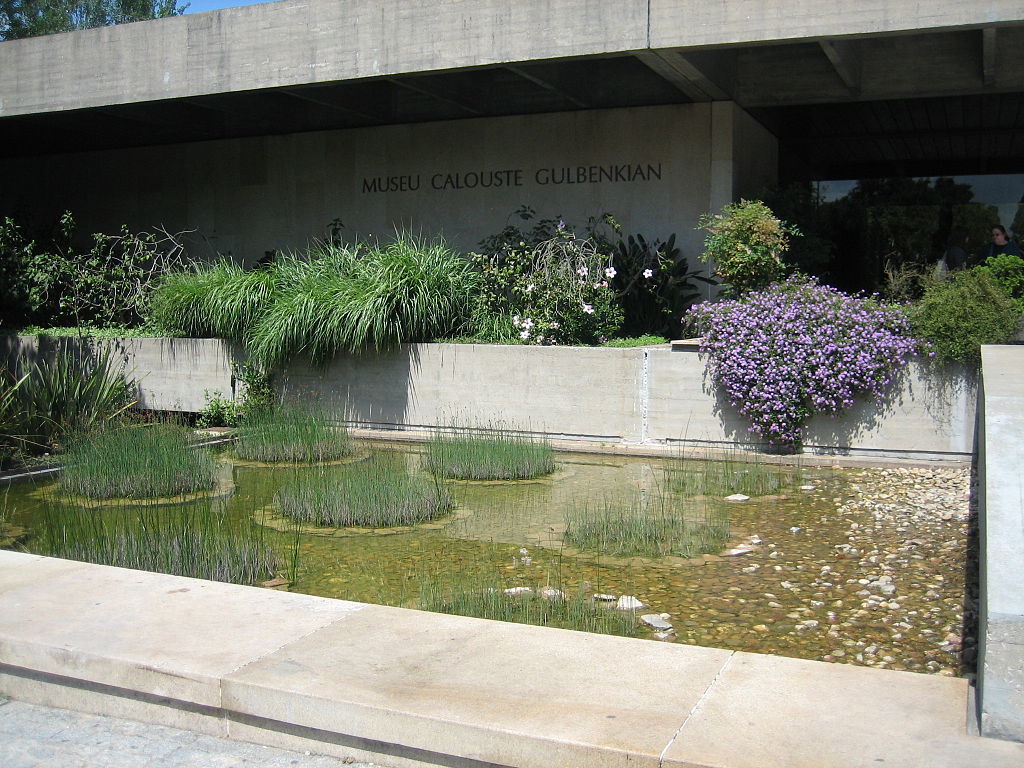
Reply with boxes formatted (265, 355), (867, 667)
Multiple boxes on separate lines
(472, 228), (623, 345)
(687, 277), (923, 450)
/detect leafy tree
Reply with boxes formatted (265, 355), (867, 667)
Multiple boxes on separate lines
(0, 0), (186, 41)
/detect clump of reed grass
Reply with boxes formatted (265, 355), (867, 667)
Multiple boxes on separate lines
(32, 499), (280, 584)
(670, 450), (794, 497)
(417, 573), (637, 637)
(59, 422), (217, 500)
(564, 492), (729, 558)
(235, 405), (353, 463)
(424, 427), (555, 480)
(276, 455), (452, 527)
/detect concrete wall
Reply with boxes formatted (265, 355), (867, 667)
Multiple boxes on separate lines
(4, 336), (976, 459)
(1, 0), (1019, 118)
(978, 345), (1024, 741)
(1, 103), (767, 269)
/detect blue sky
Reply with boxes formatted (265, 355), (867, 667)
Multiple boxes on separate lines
(184, 0), (270, 13)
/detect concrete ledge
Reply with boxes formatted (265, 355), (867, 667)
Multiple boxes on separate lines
(978, 346), (1024, 741)
(1, 551), (1022, 767)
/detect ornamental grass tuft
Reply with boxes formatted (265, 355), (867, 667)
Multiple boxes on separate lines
(235, 404), (353, 463)
(564, 491), (729, 558)
(670, 450), (796, 497)
(418, 573), (638, 637)
(276, 455), (453, 527)
(59, 422), (217, 500)
(424, 427), (555, 480)
(687, 276), (923, 451)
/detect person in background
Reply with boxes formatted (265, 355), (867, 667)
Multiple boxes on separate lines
(974, 224), (1023, 265)
(941, 227), (969, 272)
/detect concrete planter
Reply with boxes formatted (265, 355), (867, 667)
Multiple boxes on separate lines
(3, 335), (977, 460)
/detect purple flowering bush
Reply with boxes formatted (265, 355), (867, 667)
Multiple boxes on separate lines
(687, 277), (923, 450)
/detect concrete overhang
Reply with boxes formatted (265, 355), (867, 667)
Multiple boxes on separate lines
(1, 0), (1023, 178)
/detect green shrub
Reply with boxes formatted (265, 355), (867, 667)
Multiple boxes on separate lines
(276, 455), (452, 527)
(697, 200), (798, 295)
(564, 492), (729, 558)
(424, 428), (555, 480)
(60, 423), (218, 499)
(32, 500), (279, 585)
(2, 212), (188, 329)
(910, 269), (1020, 364)
(195, 363), (275, 428)
(235, 404), (352, 463)
(977, 252), (1024, 311)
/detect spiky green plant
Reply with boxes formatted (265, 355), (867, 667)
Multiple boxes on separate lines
(32, 499), (281, 584)
(564, 491), (729, 558)
(424, 427), (555, 480)
(417, 573), (637, 637)
(235, 404), (353, 463)
(276, 455), (453, 527)
(1, 349), (134, 458)
(60, 422), (218, 499)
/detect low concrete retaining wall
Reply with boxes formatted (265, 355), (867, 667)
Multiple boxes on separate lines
(978, 346), (1024, 740)
(3, 336), (976, 459)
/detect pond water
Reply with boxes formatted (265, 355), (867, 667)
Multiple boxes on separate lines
(1, 443), (969, 676)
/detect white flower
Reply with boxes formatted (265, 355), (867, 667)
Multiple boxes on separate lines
(512, 315), (521, 327)
(643, 268), (654, 279)
(549, 322), (560, 329)
(525, 283), (535, 292)
(577, 266), (588, 277)
(605, 267), (617, 279)
(520, 329), (531, 340)
(522, 318), (534, 330)
(536, 335), (544, 343)
(582, 303), (595, 314)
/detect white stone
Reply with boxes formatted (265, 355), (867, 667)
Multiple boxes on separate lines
(725, 494), (750, 502)
(641, 614), (673, 630)
(592, 593), (617, 602)
(503, 587), (533, 596)
(616, 596), (644, 611)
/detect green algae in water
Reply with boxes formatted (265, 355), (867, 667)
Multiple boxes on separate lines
(425, 427), (555, 480)
(60, 423), (218, 500)
(276, 454), (453, 527)
(236, 404), (353, 463)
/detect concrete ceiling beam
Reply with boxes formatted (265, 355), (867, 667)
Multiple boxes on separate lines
(982, 27), (998, 87)
(819, 39), (862, 96)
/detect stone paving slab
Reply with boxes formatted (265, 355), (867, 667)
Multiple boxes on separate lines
(0, 550), (363, 707)
(0, 697), (376, 768)
(2, 551), (1024, 768)
(223, 603), (733, 768)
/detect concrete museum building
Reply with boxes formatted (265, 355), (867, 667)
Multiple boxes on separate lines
(0, 0), (1022, 272)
